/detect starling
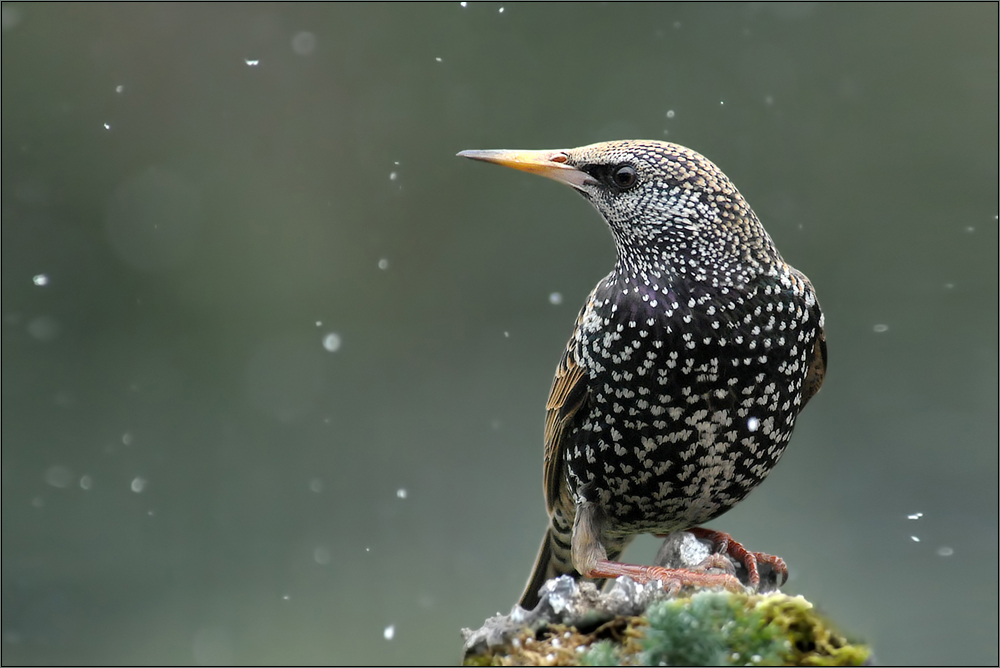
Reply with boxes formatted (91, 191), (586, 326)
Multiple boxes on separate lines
(458, 141), (826, 610)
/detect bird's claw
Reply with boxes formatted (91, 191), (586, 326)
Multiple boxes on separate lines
(691, 552), (738, 577)
(753, 552), (788, 587)
(688, 527), (788, 590)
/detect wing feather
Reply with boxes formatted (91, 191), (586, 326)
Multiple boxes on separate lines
(790, 267), (827, 410)
(543, 308), (591, 515)
(800, 327), (827, 408)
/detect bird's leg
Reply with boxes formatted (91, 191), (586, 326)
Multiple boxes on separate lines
(687, 527), (788, 589)
(586, 559), (745, 595)
(572, 501), (745, 596)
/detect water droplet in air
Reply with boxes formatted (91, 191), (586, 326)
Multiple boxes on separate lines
(244, 58), (259, 66)
(383, 625), (395, 640)
(549, 292), (563, 305)
(309, 478), (323, 493)
(435, 57), (442, 62)
(27, 315), (59, 341)
(666, 110), (675, 119)
(2, 5), (23, 30)
(322, 332), (341, 352)
(910, 535), (920, 542)
(378, 258), (389, 270)
(747, 417), (759, 432)
(907, 512), (923, 520)
(115, 85), (124, 93)
(32, 274), (49, 286)
(131, 477), (147, 493)
(80, 475), (93, 490)
(291, 31), (316, 56)
(45, 466), (73, 488)
(873, 324), (888, 333)
(314, 547), (331, 565)
(936, 546), (954, 557)
(460, 1), (467, 6)
(389, 171), (398, 181)
(396, 488), (407, 499)
(122, 432), (134, 446)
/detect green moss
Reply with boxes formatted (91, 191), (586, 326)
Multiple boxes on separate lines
(752, 594), (871, 666)
(581, 639), (620, 666)
(461, 652), (495, 667)
(641, 592), (785, 666)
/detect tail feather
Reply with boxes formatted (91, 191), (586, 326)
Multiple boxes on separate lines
(518, 525), (578, 610)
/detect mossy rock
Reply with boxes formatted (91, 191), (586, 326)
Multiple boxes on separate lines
(464, 591), (870, 667)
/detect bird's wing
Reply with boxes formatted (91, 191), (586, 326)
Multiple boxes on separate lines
(793, 268), (827, 409)
(800, 324), (827, 408)
(543, 307), (591, 515)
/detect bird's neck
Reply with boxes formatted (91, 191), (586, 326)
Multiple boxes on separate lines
(608, 218), (780, 292)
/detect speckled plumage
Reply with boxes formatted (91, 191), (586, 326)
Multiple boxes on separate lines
(459, 140), (826, 610)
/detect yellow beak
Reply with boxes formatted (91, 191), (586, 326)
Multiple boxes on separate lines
(457, 148), (594, 190)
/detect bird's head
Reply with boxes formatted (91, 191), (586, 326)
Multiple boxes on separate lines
(459, 140), (779, 285)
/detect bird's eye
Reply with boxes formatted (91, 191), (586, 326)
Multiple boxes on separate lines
(612, 165), (637, 190)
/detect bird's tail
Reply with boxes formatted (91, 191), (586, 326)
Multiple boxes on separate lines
(518, 522), (578, 610)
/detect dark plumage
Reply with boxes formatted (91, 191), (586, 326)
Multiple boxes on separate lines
(458, 141), (826, 610)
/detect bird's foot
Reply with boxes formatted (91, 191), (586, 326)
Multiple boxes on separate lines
(687, 527), (788, 590)
(688, 552), (737, 577)
(587, 559), (745, 596)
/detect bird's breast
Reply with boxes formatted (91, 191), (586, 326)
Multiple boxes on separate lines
(566, 271), (820, 530)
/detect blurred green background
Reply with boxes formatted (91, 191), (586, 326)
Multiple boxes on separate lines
(2, 3), (997, 665)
